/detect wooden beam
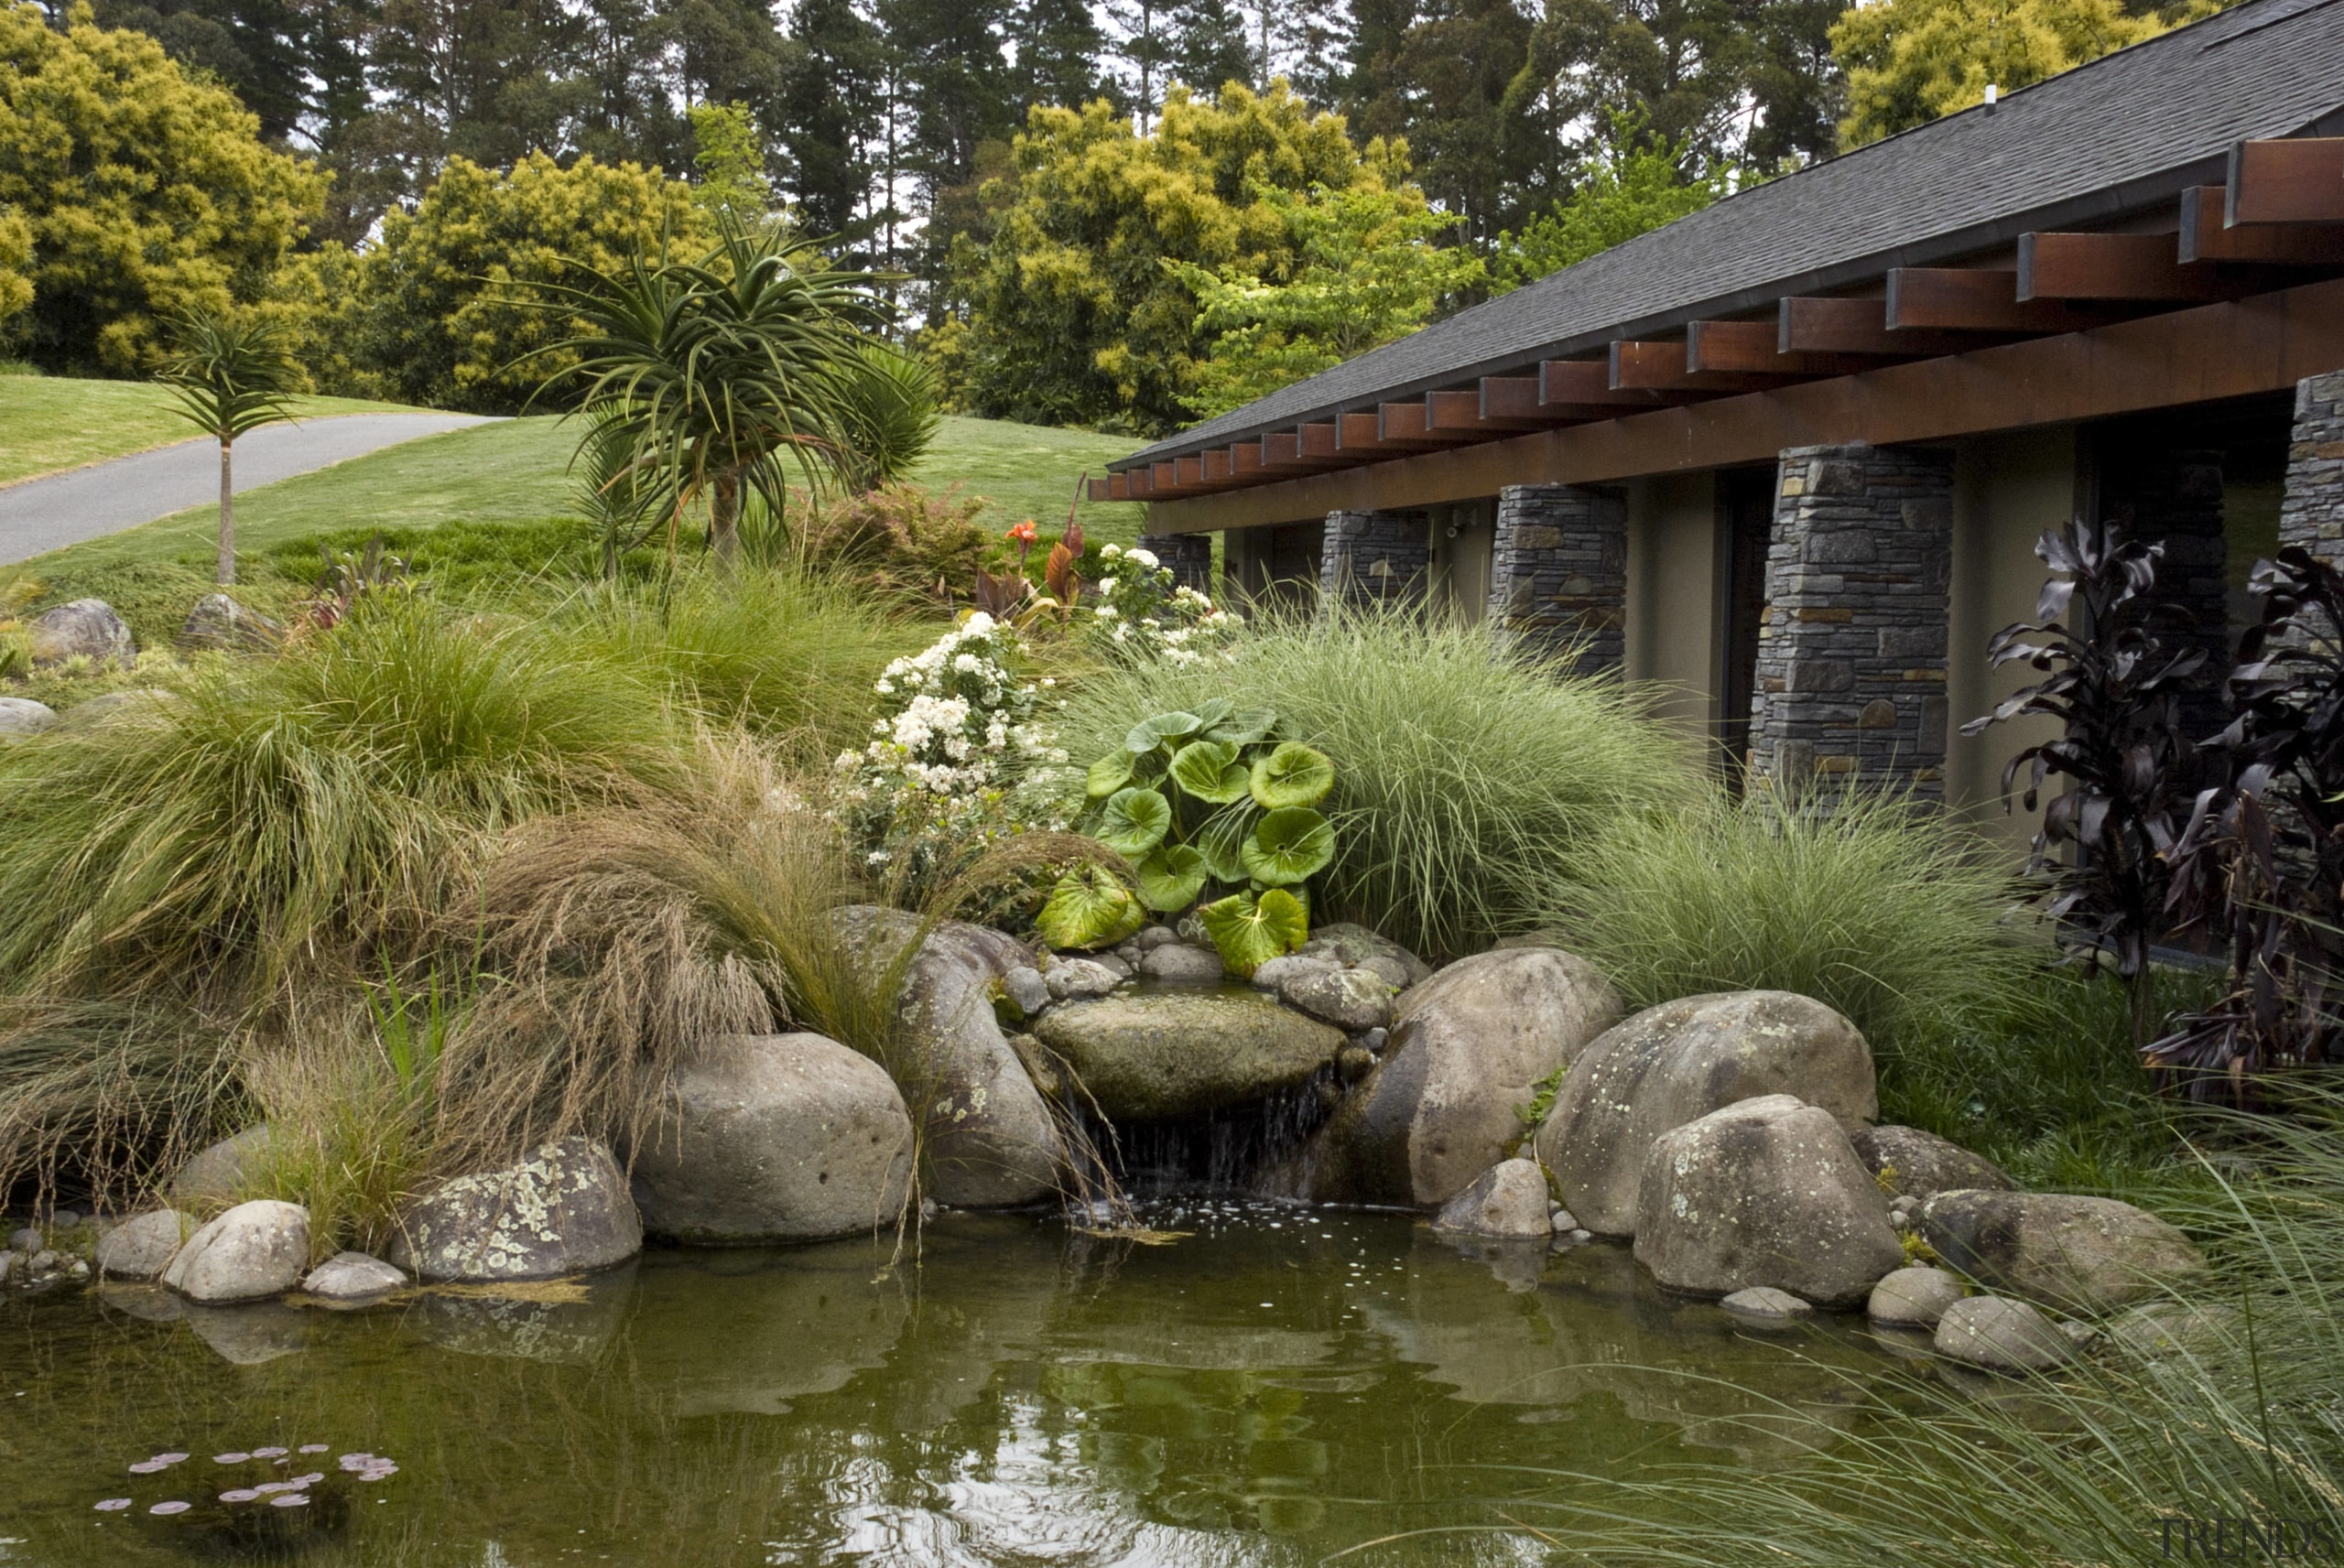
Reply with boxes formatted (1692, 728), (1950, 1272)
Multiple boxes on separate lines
(2181, 185), (2344, 264)
(1260, 429), (1346, 472)
(1778, 296), (2013, 356)
(1427, 387), (1550, 434)
(1885, 268), (2118, 332)
(1612, 339), (1802, 393)
(1088, 477), (1113, 502)
(1200, 449), (1234, 483)
(2228, 138), (2344, 226)
(1379, 400), (1481, 446)
(1229, 442), (1269, 480)
(1686, 319), (1895, 376)
(1337, 410), (1452, 452)
(2017, 231), (2238, 302)
(1152, 461), (1179, 492)
(1298, 422), (1343, 460)
(1176, 456), (1207, 488)
(1540, 359), (1688, 407)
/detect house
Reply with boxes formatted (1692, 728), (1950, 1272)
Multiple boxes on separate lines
(1095, 0), (2344, 849)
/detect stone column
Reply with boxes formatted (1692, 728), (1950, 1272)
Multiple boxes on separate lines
(2280, 369), (2344, 569)
(1135, 531), (1213, 596)
(1747, 443), (1955, 800)
(1318, 509), (1431, 609)
(1486, 483), (1626, 677)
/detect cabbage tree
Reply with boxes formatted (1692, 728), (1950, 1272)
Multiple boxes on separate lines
(156, 311), (304, 585)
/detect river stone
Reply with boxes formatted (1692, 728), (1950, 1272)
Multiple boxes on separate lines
(27, 598), (134, 667)
(301, 1251), (407, 1302)
(94, 1209), (190, 1280)
(1275, 946), (1622, 1208)
(1044, 957), (1122, 1000)
(832, 908), (1063, 1207)
(1933, 1295), (2075, 1372)
(1918, 1190), (2205, 1314)
(1851, 1125), (2012, 1199)
(177, 592), (285, 653)
(388, 1137), (640, 1282)
(1537, 991), (1878, 1237)
(1297, 924), (1431, 988)
(1278, 967), (1394, 1032)
(1432, 1159), (1554, 1238)
(1868, 1265), (1965, 1328)
(1002, 966), (1051, 1019)
(1033, 992), (1342, 1120)
(1252, 954), (1338, 991)
(0, 697), (56, 738)
(171, 1125), (276, 1206)
(1720, 1286), (1813, 1321)
(632, 1033), (915, 1244)
(7, 1226), (35, 1252)
(161, 1200), (310, 1303)
(1633, 1095), (1904, 1310)
(1139, 943), (1226, 981)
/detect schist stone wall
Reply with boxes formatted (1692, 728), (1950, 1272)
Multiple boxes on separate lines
(1318, 510), (1432, 608)
(2281, 369), (2344, 569)
(1747, 443), (1955, 799)
(1485, 483), (1626, 677)
(1134, 532), (1214, 595)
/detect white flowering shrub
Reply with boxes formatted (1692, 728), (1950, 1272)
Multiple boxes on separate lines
(1089, 544), (1240, 666)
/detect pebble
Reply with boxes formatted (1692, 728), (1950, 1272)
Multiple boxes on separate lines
(1720, 1286), (1813, 1320)
(1549, 1206), (1579, 1232)
(1361, 1027), (1389, 1054)
(1002, 966), (1051, 1018)
(30, 1249), (61, 1273)
(8, 1227), (38, 1253)
(49, 1208), (81, 1229)
(1136, 926), (1179, 952)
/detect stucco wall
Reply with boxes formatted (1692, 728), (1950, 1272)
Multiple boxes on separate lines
(1623, 470), (1722, 752)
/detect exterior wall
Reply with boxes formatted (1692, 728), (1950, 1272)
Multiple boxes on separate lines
(1135, 531), (1212, 595)
(2103, 444), (2229, 752)
(1222, 520), (1322, 611)
(1623, 470), (1723, 748)
(1318, 509), (1431, 608)
(1488, 483), (1627, 676)
(1748, 443), (1955, 799)
(1425, 500), (1496, 625)
(2281, 369), (2344, 568)
(1946, 427), (2079, 855)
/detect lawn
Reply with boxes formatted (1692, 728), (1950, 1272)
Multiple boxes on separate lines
(0, 374), (415, 488)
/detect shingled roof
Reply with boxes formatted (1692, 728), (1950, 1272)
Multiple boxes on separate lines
(1117, 0), (2344, 471)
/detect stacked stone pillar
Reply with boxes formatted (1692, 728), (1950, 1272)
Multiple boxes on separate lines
(1747, 443), (1955, 800)
(1135, 531), (1213, 595)
(1318, 510), (1431, 609)
(1485, 483), (1626, 676)
(2280, 370), (2344, 568)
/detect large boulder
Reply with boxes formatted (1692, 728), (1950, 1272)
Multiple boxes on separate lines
(1851, 1125), (2012, 1200)
(160, 1200), (310, 1303)
(1278, 967), (1395, 1032)
(0, 697), (56, 739)
(631, 1033), (915, 1244)
(1033, 992), (1342, 1120)
(1918, 1190), (2205, 1314)
(1537, 991), (1878, 1236)
(833, 907), (1063, 1206)
(388, 1137), (641, 1282)
(1432, 1159), (1553, 1238)
(177, 593), (285, 654)
(94, 1209), (191, 1281)
(1275, 946), (1622, 1208)
(1633, 1095), (1904, 1310)
(27, 598), (133, 668)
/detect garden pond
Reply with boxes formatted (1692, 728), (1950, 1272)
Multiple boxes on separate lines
(0, 1198), (1924, 1567)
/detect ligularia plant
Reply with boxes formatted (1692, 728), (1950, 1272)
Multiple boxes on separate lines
(1089, 543), (1242, 666)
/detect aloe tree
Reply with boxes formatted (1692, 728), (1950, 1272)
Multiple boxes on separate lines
(538, 221), (884, 565)
(156, 311), (304, 585)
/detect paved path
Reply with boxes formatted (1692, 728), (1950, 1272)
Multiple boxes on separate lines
(0, 413), (493, 565)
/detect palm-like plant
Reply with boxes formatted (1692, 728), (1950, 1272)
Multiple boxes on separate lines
(537, 221), (884, 565)
(833, 342), (942, 492)
(156, 311), (305, 585)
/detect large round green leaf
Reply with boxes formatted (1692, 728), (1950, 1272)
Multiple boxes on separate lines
(1094, 787), (1172, 857)
(1036, 865), (1145, 950)
(1195, 805), (1256, 884)
(1125, 710), (1201, 754)
(1204, 706), (1278, 746)
(1197, 888), (1309, 978)
(1134, 845), (1210, 913)
(1249, 741), (1335, 809)
(1242, 806), (1335, 886)
(1086, 752), (1134, 798)
(1188, 697), (1236, 733)
(1169, 740), (1250, 804)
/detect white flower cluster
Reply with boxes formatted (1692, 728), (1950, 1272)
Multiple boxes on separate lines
(1091, 543), (1241, 666)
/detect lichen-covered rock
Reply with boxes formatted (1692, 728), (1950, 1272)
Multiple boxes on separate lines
(1919, 1190), (2205, 1314)
(1538, 991), (1878, 1236)
(1044, 957), (1122, 999)
(388, 1137), (640, 1282)
(1297, 924), (1431, 988)
(94, 1209), (190, 1280)
(170, 1126), (275, 1207)
(1033, 991), (1342, 1120)
(1433, 1159), (1554, 1238)
(301, 1251), (408, 1302)
(1002, 966), (1051, 1018)
(1251, 954), (1338, 991)
(1278, 966), (1394, 1032)
(1934, 1295), (2075, 1372)
(177, 593), (285, 653)
(1851, 1125), (2013, 1200)
(0, 697), (56, 738)
(27, 598), (133, 667)
(2106, 1301), (2241, 1358)
(1275, 946), (1622, 1208)
(161, 1200), (310, 1303)
(1633, 1095), (1903, 1309)
(631, 1033), (915, 1244)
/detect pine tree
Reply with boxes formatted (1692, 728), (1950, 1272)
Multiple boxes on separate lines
(90, 0), (312, 142)
(1167, 0), (1253, 96)
(776, 0), (887, 239)
(1103, 0), (1173, 130)
(1005, 0), (1107, 116)
(878, 0), (1014, 192)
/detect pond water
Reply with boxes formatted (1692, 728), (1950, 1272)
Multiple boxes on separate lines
(0, 1199), (1915, 1567)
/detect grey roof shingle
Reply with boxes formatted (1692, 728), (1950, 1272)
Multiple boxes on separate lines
(1120, 0), (2344, 469)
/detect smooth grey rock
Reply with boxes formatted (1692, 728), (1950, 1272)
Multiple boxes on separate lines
(1868, 1265), (1966, 1328)
(160, 1200), (310, 1303)
(96, 1280), (180, 1320)
(1356, 954), (1415, 989)
(1919, 1190), (2206, 1314)
(94, 1209), (190, 1280)
(29, 1249), (60, 1273)
(27, 598), (133, 667)
(301, 1251), (407, 1302)
(1361, 1026), (1388, 1054)
(1044, 957), (1122, 1000)
(389, 1137), (640, 1282)
(1721, 1286), (1813, 1320)
(49, 1207), (80, 1228)
(8, 1226), (38, 1253)
(1278, 966), (1394, 1032)
(1002, 966), (1051, 1018)
(1934, 1295), (2075, 1373)
(170, 1125), (274, 1206)
(1432, 1159), (1554, 1238)
(1139, 943), (1225, 981)
(1136, 925), (1179, 952)
(1297, 923), (1431, 987)
(1633, 1096), (1904, 1310)
(1551, 1206), (1579, 1232)
(632, 1033), (915, 1244)
(2106, 1302), (2241, 1358)
(1851, 1125), (2013, 1200)
(1252, 954), (1338, 991)
(0, 697), (56, 738)
(1033, 991), (1343, 1119)
(177, 592), (285, 653)
(1538, 991), (1879, 1236)
(183, 1301), (309, 1364)
(0, 1252), (13, 1286)
(1277, 947), (1622, 1208)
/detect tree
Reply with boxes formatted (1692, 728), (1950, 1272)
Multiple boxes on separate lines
(90, 0), (313, 142)
(1490, 122), (1731, 292)
(0, 206), (30, 338)
(1102, 0), (1174, 130)
(775, 0), (887, 240)
(1349, 0), (1545, 239)
(155, 310), (305, 584)
(1169, 155), (1483, 417)
(0, 5), (325, 373)
(688, 101), (775, 222)
(1004, 0), (1108, 116)
(1167, 0), (1253, 96)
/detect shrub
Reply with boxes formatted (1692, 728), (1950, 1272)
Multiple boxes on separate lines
(789, 483), (994, 603)
(1045, 604), (1700, 959)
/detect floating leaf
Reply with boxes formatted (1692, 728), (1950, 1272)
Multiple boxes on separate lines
(1134, 845), (1210, 912)
(1086, 752), (1134, 798)
(1126, 710), (1202, 754)
(1196, 804), (1258, 883)
(1204, 706), (1278, 746)
(1250, 741), (1335, 809)
(1169, 740), (1250, 804)
(1242, 806), (1336, 886)
(1037, 864), (1145, 949)
(1198, 888), (1309, 978)
(1095, 786), (1172, 857)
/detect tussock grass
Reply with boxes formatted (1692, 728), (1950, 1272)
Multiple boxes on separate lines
(1047, 604), (1702, 958)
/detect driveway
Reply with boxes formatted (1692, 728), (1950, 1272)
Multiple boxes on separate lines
(0, 413), (494, 565)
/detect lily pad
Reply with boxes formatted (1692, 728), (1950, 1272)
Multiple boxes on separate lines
(1095, 787), (1173, 858)
(1249, 741), (1335, 809)
(1086, 752), (1134, 798)
(1242, 806), (1336, 886)
(1126, 711), (1202, 754)
(1169, 740), (1251, 804)
(1197, 888), (1310, 978)
(1037, 865), (1145, 950)
(1134, 845), (1210, 912)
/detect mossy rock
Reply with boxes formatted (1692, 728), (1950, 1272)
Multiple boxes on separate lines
(1033, 992), (1343, 1120)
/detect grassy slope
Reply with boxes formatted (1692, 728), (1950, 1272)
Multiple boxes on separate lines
(0, 376), (417, 488)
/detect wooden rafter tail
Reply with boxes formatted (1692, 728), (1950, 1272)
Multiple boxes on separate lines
(1539, 359), (1693, 407)
(2180, 186), (2344, 265)
(1609, 339), (1801, 394)
(2226, 138), (2344, 227)
(1777, 296), (2007, 356)
(2015, 232), (2236, 302)
(1431, 385), (1546, 433)
(1257, 429), (1345, 473)
(1087, 476), (1114, 502)
(1376, 401), (1478, 447)
(1685, 319), (1895, 377)
(1883, 268), (2123, 333)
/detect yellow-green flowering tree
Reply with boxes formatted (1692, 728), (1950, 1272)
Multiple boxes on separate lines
(0, 205), (30, 334)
